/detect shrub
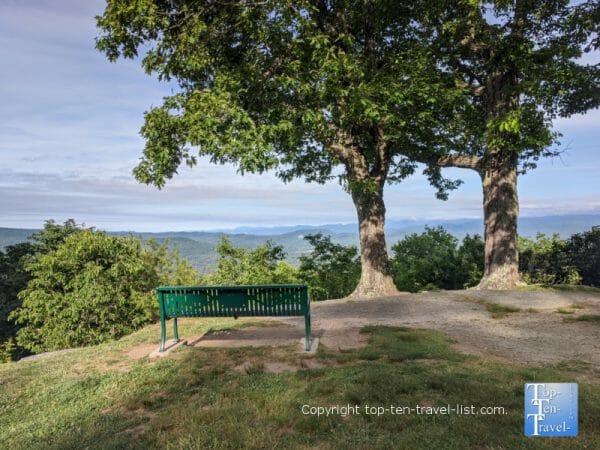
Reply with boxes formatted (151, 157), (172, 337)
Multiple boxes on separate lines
(28, 218), (81, 253)
(144, 239), (204, 287)
(518, 233), (581, 285)
(10, 229), (194, 353)
(391, 227), (458, 292)
(298, 234), (360, 300)
(456, 234), (485, 288)
(0, 219), (83, 360)
(207, 237), (300, 285)
(0, 243), (36, 332)
(0, 338), (16, 363)
(569, 228), (600, 287)
(390, 228), (484, 292)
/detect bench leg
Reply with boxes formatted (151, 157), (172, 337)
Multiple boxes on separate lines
(305, 313), (311, 352)
(173, 317), (180, 343)
(160, 315), (166, 352)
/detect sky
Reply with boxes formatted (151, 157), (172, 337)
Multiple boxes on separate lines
(0, 1), (598, 232)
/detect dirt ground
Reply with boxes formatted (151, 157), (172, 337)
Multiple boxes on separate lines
(190, 290), (600, 368)
(283, 289), (600, 367)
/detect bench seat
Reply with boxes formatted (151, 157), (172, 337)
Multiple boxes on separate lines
(157, 284), (311, 352)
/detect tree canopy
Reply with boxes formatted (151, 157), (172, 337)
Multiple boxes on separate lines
(96, 0), (470, 297)
(98, 0), (462, 188)
(423, 0), (599, 171)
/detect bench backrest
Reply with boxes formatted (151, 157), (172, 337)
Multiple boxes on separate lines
(157, 284), (309, 318)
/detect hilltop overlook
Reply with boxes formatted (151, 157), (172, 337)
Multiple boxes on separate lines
(2, 289), (599, 448)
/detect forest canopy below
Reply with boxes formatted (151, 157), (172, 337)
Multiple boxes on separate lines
(1, 219), (598, 361)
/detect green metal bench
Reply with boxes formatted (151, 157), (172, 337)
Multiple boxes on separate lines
(157, 284), (311, 352)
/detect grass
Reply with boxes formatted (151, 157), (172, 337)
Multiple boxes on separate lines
(458, 296), (523, 318)
(1, 320), (599, 449)
(517, 284), (600, 295)
(554, 359), (594, 372)
(551, 285), (600, 295)
(517, 284), (553, 292)
(563, 314), (600, 323)
(556, 304), (587, 315)
(483, 302), (521, 318)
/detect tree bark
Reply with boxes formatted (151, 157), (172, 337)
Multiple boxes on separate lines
(475, 153), (521, 289)
(328, 128), (398, 298)
(431, 149), (521, 289)
(471, 64), (522, 290)
(348, 185), (399, 298)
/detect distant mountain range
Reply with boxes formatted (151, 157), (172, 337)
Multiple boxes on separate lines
(2, 214), (599, 272)
(220, 214), (600, 237)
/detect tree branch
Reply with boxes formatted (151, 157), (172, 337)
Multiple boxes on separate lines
(370, 126), (390, 182)
(510, 0), (527, 39)
(327, 128), (371, 181)
(436, 154), (483, 170)
(456, 79), (485, 96)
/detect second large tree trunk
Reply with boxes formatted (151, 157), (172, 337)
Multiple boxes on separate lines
(349, 186), (399, 298)
(476, 154), (521, 289)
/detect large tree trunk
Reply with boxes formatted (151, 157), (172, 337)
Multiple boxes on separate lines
(349, 186), (399, 298)
(473, 66), (522, 290)
(476, 153), (521, 289)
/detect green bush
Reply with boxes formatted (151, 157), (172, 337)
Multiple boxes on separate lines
(9, 229), (198, 353)
(569, 228), (600, 287)
(28, 218), (81, 253)
(0, 243), (36, 333)
(518, 233), (581, 285)
(390, 227), (483, 292)
(0, 219), (83, 360)
(391, 227), (457, 292)
(145, 239), (204, 287)
(457, 234), (485, 287)
(298, 234), (360, 300)
(205, 234), (358, 300)
(206, 237), (300, 285)
(0, 338), (16, 363)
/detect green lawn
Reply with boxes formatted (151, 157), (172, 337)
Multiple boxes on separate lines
(1, 320), (598, 449)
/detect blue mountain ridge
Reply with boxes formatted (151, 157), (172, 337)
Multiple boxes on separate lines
(1, 214), (598, 271)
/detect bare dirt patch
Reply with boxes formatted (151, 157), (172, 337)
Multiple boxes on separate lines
(232, 351), (336, 374)
(299, 359), (332, 370)
(318, 327), (368, 351)
(275, 290), (600, 368)
(191, 324), (305, 348)
(125, 343), (158, 360)
(70, 357), (131, 374)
